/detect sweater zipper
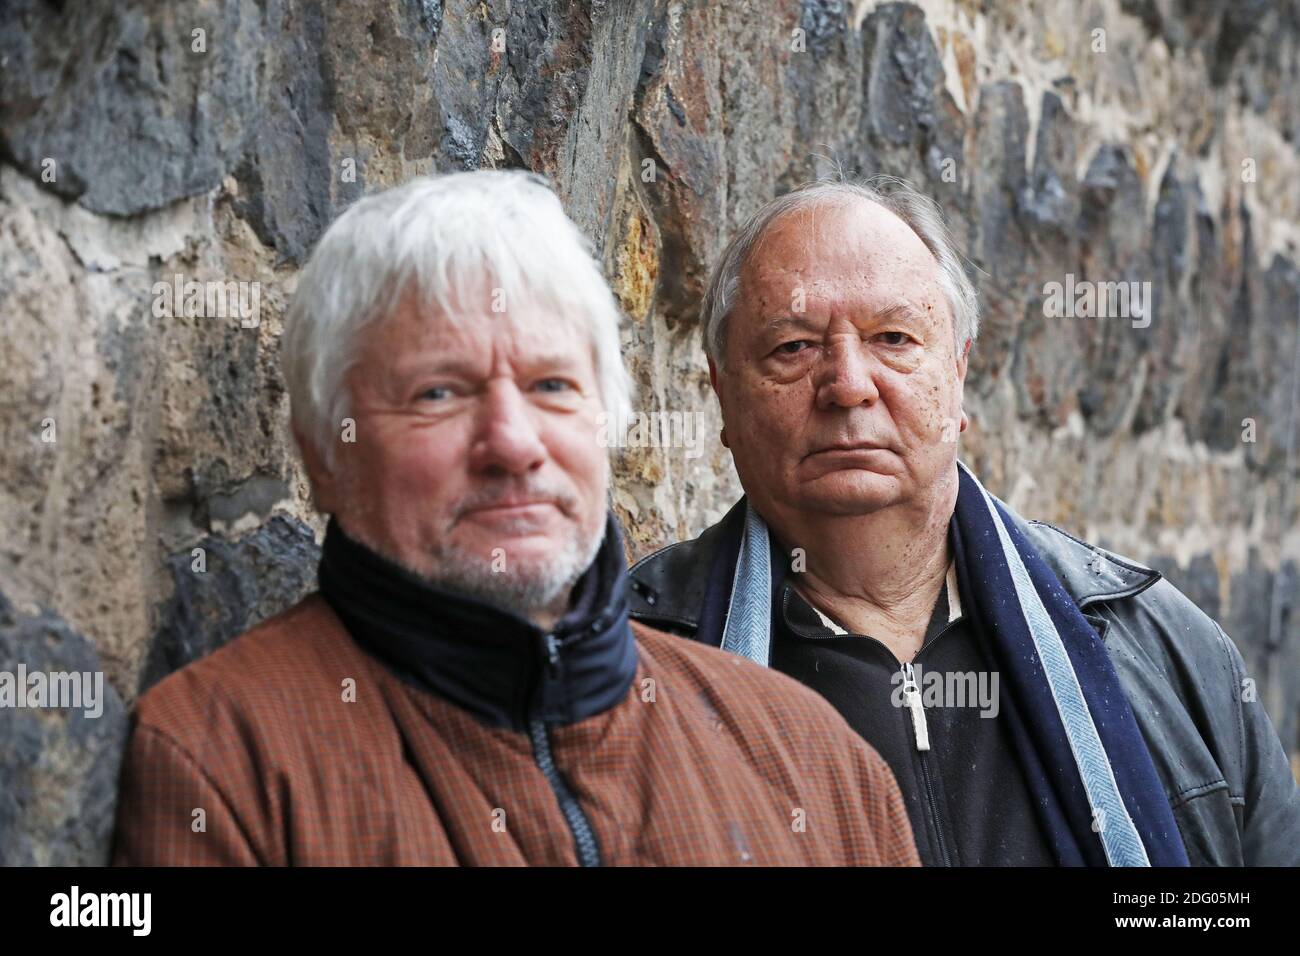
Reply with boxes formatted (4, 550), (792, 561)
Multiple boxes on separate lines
(900, 662), (930, 751)
(782, 586), (958, 865)
(901, 660), (951, 866)
(526, 632), (601, 867)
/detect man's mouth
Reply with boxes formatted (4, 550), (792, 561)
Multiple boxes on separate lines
(803, 441), (892, 461)
(461, 499), (560, 518)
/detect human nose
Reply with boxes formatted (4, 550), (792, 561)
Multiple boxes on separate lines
(467, 381), (548, 475)
(813, 336), (881, 409)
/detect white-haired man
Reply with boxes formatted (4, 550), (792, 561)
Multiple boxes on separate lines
(111, 170), (920, 867)
(629, 177), (1300, 867)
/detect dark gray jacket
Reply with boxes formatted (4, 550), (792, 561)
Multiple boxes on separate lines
(628, 500), (1300, 866)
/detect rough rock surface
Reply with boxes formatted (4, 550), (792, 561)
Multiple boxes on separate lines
(0, 589), (127, 865)
(1, 0), (1297, 859)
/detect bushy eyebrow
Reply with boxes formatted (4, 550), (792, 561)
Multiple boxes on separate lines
(761, 314), (825, 336)
(872, 302), (930, 324)
(760, 301), (928, 336)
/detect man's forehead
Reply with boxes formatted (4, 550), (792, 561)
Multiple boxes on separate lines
(736, 201), (944, 313)
(375, 307), (591, 372)
(739, 261), (945, 318)
(381, 294), (583, 344)
(759, 299), (935, 327)
(748, 198), (935, 274)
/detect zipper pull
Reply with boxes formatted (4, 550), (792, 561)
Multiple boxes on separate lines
(901, 662), (930, 752)
(544, 632), (561, 678)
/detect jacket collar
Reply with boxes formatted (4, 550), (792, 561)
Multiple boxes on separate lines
(628, 495), (1161, 633)
(320, 513), (638, 733)
(1012, 513), (1162, 609)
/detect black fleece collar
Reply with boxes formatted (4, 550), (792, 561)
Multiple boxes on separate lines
(318, 512), (638, 733)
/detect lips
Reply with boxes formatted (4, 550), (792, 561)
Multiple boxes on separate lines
(798, 442), (902, 480)
(461, 499), (558, 517)
(803, 442), (890, 461)
(452, 484), (575, 528)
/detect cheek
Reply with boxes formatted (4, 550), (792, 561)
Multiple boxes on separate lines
(729, 373), (811, 433)
(881, 374), (958, 442)
(724, 382), (812, 485)
(547, 417), (608, 490)
(365, 424), (466, 498)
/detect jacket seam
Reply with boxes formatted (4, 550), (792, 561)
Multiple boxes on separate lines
(1212, 622), (1248, 802)
(1168, 777), (1230, 808)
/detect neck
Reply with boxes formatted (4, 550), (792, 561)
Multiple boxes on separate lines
(529, 599), (569, 633)
(317, 513), (638, 731)
(766, 467), (957, 661)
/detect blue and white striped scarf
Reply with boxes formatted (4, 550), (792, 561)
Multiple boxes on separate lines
(714, 461), (1187, 867)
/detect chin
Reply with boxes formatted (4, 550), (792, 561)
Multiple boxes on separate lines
(796, 472), (906, 515)
(453, 529), (565, 564)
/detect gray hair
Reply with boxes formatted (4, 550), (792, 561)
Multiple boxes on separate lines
(282, 170), (633, 467)
(700, 176), (979, 366)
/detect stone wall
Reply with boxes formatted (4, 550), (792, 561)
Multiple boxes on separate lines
(1, 0), (1297, 863)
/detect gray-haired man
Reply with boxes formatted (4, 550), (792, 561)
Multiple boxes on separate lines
(629, 177), (1300, 867)
(112, 170), (921, 867)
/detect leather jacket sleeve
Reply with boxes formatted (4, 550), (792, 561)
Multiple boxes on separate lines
(1216, 622), (1300, 865)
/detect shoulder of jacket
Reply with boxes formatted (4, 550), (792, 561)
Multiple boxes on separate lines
(1100, 572), (1241, 669)
(631, 620), (874, 754)
(132, 594), (361, 738)
(628, 501), (745, 631)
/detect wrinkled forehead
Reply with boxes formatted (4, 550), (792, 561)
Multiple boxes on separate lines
(738, 198), (947, 317)
(368, 274), (598, 365)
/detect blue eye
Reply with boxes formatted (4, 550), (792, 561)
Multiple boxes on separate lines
(420, 386), (453, 401)
(535, 378), (572, 392)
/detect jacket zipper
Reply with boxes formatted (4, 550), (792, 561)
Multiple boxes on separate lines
(526, 632), (601, 867)
(784, 589), (957, 865)
(900, 662), (930, 751)
(900, 660), (951, 866)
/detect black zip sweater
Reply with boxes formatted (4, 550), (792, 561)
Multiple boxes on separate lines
(774, 568), (1056, 867)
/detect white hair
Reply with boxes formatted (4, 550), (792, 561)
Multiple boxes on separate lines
(700, 176), (980, 366)
(282, 170), (633, 467)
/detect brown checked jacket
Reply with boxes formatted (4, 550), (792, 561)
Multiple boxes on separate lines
(111, 595), (920, 866)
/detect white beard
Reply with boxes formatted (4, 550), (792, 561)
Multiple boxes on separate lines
(417, 518), (607, 619)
